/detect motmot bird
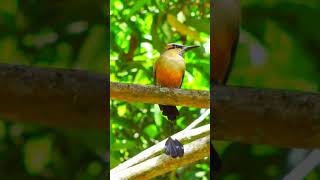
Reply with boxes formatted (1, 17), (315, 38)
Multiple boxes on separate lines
(154, 43), (199, 158)
(211, 0), (241, 174)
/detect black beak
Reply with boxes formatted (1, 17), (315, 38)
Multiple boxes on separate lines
(183, 45), (200, 52)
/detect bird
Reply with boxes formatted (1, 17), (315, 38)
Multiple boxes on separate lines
(154, 43), (199, 158)
(211, 0), (241, 175)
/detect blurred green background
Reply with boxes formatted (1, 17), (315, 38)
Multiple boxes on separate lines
(110, 0), (210, 179)
(215, 0), (320, 180)
(0, 0), (107, 179)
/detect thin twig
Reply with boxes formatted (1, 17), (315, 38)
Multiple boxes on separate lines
(111, 124), (210, 174)
(184, 109), (210, 130)
(282, 150), (320, 180)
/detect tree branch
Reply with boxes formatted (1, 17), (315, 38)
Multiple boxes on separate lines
(213, 85), (320, 149)
(110, 82), (210, 108)
(282, 150), (320, 180)
(185, 109), (210, 130)
(111, 124), (210, 174)
(112, 135), (210, 180)
(1, 63), (320, 150)
(0, 63), (107, 130)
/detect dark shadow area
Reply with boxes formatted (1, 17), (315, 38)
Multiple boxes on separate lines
(0, 1), (108, 179)
(212, 0), (320, 179)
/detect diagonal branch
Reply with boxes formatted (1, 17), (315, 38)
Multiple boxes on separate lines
(282, 150), (320, 180)
(110, 109), (210, 179)
(111, 135), (210, 180)
(185, 109), (210, 130)
(111, 124), (210, 174)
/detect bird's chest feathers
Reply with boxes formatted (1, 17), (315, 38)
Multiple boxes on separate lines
(155, 53), (186, 88)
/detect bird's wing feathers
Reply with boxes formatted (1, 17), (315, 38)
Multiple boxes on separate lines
(179, 72), (184, 88)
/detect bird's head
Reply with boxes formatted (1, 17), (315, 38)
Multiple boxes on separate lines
(165, 43), (200, 55)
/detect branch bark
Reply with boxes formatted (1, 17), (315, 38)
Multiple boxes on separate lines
(1, 63), (320, 150)
(110, 82), (210, 108)
(0, 63), (107, 130)
(213, 85), (320, 149)
(112, 135), (210, 180)
(111, 124), (210, 174)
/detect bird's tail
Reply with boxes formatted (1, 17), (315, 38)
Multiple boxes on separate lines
(159, 105), (179, 121)
(159, 105), (183, 158)
(164, 136), (184, 158)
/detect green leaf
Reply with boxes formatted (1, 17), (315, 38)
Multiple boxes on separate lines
(143, 124), (159, 139)
(75, 25), (107, 73)
(24, 136), (52, 174)
(251, 144), (278, 157)
(153, 105), (162, 127)
(117, 104), (127, 117)
(128, 0), (150, 17)
(186, 18), (210, 34)
(111, 140), (136, 151)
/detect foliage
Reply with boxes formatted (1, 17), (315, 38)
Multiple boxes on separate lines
(216, 0), (320, 179)
(0, 0), (107, 179)
(110, 0), (210, 179)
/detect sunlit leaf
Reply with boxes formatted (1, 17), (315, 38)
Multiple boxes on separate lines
(143, 124), (159, 139)
(128, 0), (150, 17)
(112, 140), (136, 151)
(24, 136), (52, 174)
(166, 14), (202, 42)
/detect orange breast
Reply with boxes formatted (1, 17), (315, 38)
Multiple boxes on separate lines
(156, 67), (183, 88)
(154, 50), (185, 88)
